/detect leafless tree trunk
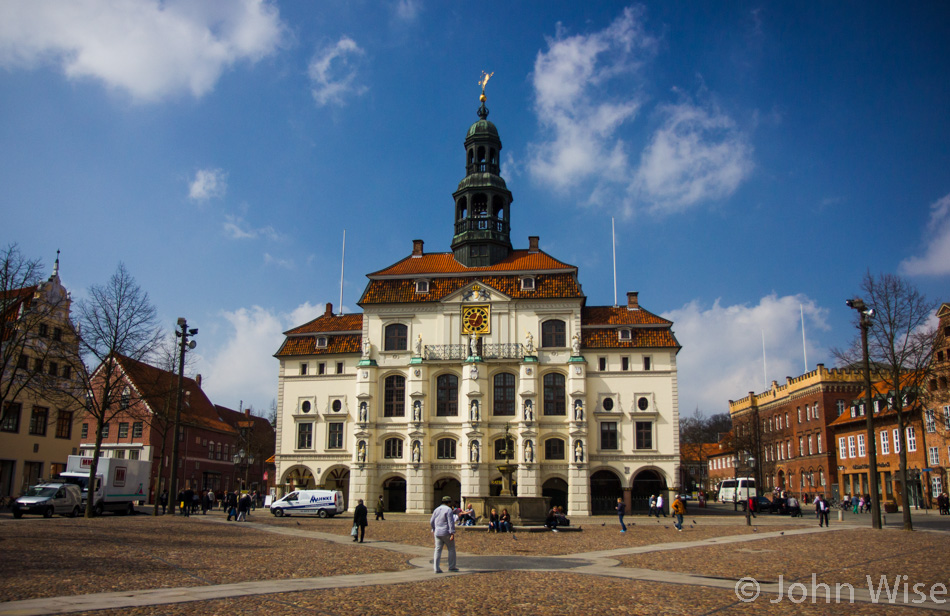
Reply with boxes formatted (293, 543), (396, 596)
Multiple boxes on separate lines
(71, 264), (162, 517)
(841, 272), (938, 531)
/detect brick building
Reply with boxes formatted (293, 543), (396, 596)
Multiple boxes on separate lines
(79, 354), (274, 502)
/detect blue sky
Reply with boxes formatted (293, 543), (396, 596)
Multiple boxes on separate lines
(2, 1), (948, 417)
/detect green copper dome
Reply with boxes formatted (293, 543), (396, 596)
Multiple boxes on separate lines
(467, 118), (498, 138)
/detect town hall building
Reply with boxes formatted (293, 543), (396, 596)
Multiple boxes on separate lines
(273, 90), (682, 515)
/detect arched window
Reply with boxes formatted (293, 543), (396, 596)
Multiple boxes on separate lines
(493, 372), (516, 416)
(120, 387), (131, 409)
(541, 319), (566, 348)
(384, 323), (408, 351)
(437, 438), (456, 459)
(544, 438), (565, 460)
(384, 375), (405, 417)
(384, 438), (403, 458)
(457, 197), (467, 221)
(543, 373), (566, 415)
(477, 146), (486, 163)
(436, 374), (458, 416)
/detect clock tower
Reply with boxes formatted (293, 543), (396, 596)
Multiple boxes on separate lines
(450, 79), (513, 267)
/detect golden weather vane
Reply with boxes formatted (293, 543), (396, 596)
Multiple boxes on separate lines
(479, 71), (494, 101)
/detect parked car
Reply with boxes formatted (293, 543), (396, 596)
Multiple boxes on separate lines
(12, 483), (82, 518)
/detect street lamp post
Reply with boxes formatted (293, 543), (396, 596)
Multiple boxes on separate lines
(233, 449), (256, 493)
(846, 298), (882, 530)
(166, 318), (197, 515)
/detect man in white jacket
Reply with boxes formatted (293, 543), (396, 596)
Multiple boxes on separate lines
(430, 495), (458, 573)
(656, 494), (667, 517)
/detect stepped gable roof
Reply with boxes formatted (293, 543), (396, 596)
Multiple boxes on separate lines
(367, 249), (575, 278)
(581, 327), (679, 349)
(284, 313), (362, 335)
(1, 286), (37, 341)
(114, 354), (235, 434)
(582, 305), (672, 326)
(360, 272), (582, 305)
(276, 333), (362, 357)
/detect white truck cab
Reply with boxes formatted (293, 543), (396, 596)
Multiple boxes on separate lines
(270, 490), (344, 518)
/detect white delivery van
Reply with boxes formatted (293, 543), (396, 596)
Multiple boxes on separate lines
(59, 455), (150, 516)
(270, 489), (344, 518)
(717, 477), (757, 504)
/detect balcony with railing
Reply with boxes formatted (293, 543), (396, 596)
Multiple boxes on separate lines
(424, 343), (525, 361)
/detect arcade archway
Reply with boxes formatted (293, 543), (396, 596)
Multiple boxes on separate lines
(630, 469), (668, 513)
(542, 477), (568, 512)
(590, 470), (623, 514)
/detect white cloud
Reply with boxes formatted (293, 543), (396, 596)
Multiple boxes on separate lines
(0, 0), (284, 102)
(633, 101), (753, 212)
(263, 253), (293, 269)
(223, 214), (280, 241)
(662, 294), (829, 414)
(527, 6), (752, 216)
(394, 0), (421, 22)
(188, 168), (228, 201)
(899, 193), (950, 276)
(308, 36), (367, 107)
(198, 302), (322, 412)
(528, 7), (656, 190)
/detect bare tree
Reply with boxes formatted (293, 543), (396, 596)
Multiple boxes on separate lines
(73, 264), (162, 517)
(1, 245), (79, 426)
(839, 272), (938, 531)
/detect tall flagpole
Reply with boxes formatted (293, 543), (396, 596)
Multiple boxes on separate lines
(612, 218), (618, 307)
(339, 230), (346, 316)
(762, 330), (767, 390)
(801, 304), (808, 372)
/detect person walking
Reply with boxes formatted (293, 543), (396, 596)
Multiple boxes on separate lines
(226, 491), (238, 521)
(672, 494), (686, 531)
(817, 495), (830, 527)
(375, 495), (385, 521)
(648, 494), (657, 517)
(430, 495), (457, 573)
(159, 490), (168, 515)
(237, 492), (251, 522)
(616, 497), (627, 533)
(656, 494), (666, 517)
(353, 499), (368, 543)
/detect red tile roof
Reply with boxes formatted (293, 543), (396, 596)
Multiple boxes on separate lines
(582, 306), (672, 326)
(285, 313), (362, 335)
(360, 273), (583, 305)
(581, 328), (679, 349)
(275, 333), (362, 357)
(368, 250), (575, 277)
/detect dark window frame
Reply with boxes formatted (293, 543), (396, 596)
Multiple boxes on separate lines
(544, 438), (565, 460)
(600, 422), (618, 450)
(541, 319), (566, 348)
(635, 421), (653, 450)
(1, 402), (22, 433)
(492, 372), (516, 416)
(384, 438), (404, 459)
(436, 374), (458, 416)
(297, 422), (313, 449)
(327, 422), (344, 449)
(384, 323), (408, 351)
(384, 375), (406, 417)
(29, 406), (49, 436)
(55, 410), (73, 439)
(437, 438), (457, 459)
(543, 373), (566, 416)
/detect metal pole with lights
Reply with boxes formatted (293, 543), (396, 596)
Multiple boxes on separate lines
(166, 318), (197, 515)
(233, 449), (256, 492)
(846, 298), (882, 529)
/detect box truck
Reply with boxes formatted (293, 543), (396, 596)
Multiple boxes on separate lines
(59, 455), (150, 516)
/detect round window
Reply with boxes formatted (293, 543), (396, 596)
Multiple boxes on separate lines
(637, 397), (649, 411)
(301, 401), (311, 413)
(602, 397), (614, 411)
(332, 400), (342, 412)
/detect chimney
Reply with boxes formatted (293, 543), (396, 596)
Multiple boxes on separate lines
(626, 291), (639, 310)
(195, 374), (202, 388)
(245, 408), (250, 418)
(325, 302), (333, 317)
(528, 236), (540, 253)
(412, 239), (424, 257)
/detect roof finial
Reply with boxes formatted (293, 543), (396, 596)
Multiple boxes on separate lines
(52, 249), (60, 277)
(478, 70), (493, 119)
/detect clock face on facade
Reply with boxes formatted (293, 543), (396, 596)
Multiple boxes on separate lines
(461, 305), (490, 334)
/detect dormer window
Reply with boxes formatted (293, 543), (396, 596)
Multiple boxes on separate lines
(618, 329), (632, 341)
(521, 277), (535, 291)
(415, 280), (429, 293)
(316, 337), (328, 348)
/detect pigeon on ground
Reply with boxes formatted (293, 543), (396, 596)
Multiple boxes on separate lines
(296, 521), (301, 526)
(780, 531), (784, 535)
(601, 522), (606, 526)
(692, 520), (697, 525)
(752, 527), (758, 533)
(656, 519), (660, 524)
(512, 533), (517, 541)
(664, 526), (670, 529)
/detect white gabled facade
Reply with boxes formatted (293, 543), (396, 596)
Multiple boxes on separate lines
(274, 94), (681, 514)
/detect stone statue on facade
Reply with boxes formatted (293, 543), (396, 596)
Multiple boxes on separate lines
(470, 399), (480, 422)
(361, 337), (371, 359)
(524, 439), (534, 463)
(524, 331), (535, 355)
(412, 400), (422, 422)
(470, 333), (478, 357)
(357, 441), (366, 463)
(412, 441), (421, 463)
(470, 440), (480, 463)
(414, 334), (423, 357)
(574, 440), (584, 463)
(571, 332), (581, 356)
(523, 399), (534, 421)
(358, 401), (368, 422)
(470, 364), (478, 380)
(573, 399), (584, 421)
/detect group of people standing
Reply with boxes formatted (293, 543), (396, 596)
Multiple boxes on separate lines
(618, 494), (686, 531)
